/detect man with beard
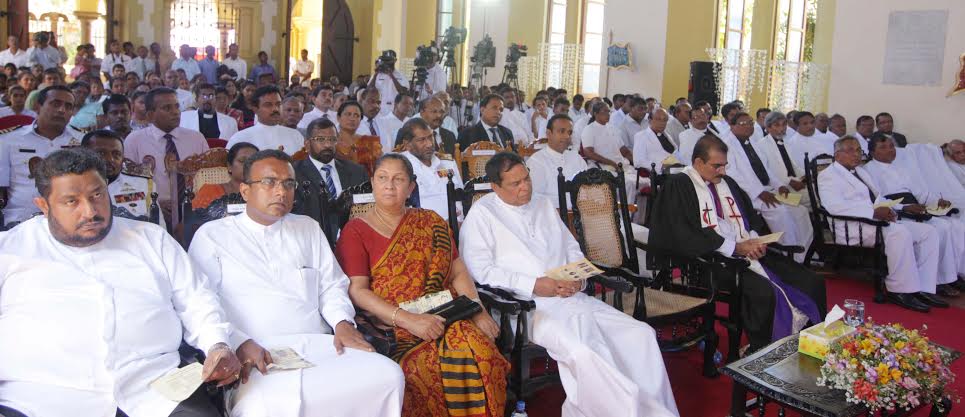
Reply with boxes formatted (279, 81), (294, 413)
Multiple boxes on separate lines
(293, 117), (368, 229)
(81, 129), (164, 229)
(226, 86), (304, 156)
(0, 148), (242, 417)
(101, 94), (134, 140)
(179, 83), (238, 140)
(398, 118), (461, 220)
(0, 85), (77, 227)
(298, 84), (338, 130)
(397, 97), (457, 155)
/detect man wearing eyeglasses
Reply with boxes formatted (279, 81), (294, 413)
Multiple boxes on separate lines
(179, 83), (238, 140)
(187, 148), (405, 417)
(292, 117), (368, 226)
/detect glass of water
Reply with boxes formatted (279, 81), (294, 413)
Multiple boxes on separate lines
(843, 299), (865, 327)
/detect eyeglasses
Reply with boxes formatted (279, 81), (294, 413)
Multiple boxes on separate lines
(245, 177), (298, 190)
(308, 135), (338, 144)
(200, 93), (215, 99)
(735, 120), (756, 126)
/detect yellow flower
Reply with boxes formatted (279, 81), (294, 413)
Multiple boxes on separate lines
(895, 341), (906, 350)
(890, 369), (902, 381)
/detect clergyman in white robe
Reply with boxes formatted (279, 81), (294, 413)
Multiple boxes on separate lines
(188, 210), (405, 417)
(526, 145), (588, 209)
(0, 217), (233, 417)
(460, 193), (679, 417)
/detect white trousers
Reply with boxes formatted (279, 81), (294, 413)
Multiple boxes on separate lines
(844, 220), (940, 294)
(759, 202), (814, 262)
(925, 217), (965, 284)
(531, 294), (679, 417)
(228, 333), (405, 417)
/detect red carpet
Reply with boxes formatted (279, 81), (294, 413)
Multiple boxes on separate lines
(525, 276), (965, 417)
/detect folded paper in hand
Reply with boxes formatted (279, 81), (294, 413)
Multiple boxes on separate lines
(775, 192), (802, 206)
(927, 205), (953, 216)
(545, 258), (604, 281)
(661, 154), (682, 166)
(267, 347), (314, 373)
(873, 197), (903, 209)
(399, 291), (454, 314)
(150, 362), (204, 402)
(754, 232), (783, 245)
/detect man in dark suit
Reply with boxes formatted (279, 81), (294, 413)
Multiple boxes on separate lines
(875, 112), (908, 147)
(293, 118), (368, 235)
(457, 93), (515, 152)
(394, 97), (458, 155)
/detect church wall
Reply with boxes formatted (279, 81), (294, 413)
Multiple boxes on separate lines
(404, 0), (439, 59)
(601, 0), (669, 99)
(659, 0), (718, 106)
(827, 0), (965, 144)
(468, 0), (510, 86)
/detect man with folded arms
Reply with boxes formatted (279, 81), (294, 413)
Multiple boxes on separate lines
(0, 148), (240, 417)
(187, 149), (404, 416)
(461, 152), (679, 417)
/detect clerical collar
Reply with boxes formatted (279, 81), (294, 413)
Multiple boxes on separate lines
(493, 192), (533, 213)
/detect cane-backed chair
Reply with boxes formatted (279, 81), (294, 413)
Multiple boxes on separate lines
(458, 141), (504, 179)
(169, 147), (230, 193)
(803, 153), (889, 303)
(518, 138), (548, 159)
(562, 166), (721, 377)
(111, 158), (162, 225)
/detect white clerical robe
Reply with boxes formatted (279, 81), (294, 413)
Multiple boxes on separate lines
(786, 131), (835, 170)
(571, 115), (592, 150)
(755, 133), (810, 207)
(526, 146), (588, 208)
(226, 122), (306, 156)
(619, 117), (647, 150)
(179, 110), (240, 140)
(677, 126), (711, 166)
(297, 108), (338, 130)
(502, 108), (533, 145)
(665, 117), (687, 147)
(721, 132), (813, 252)
(632, 127), (679, 172)
(0, 217), (232, 417)
(901, 144), (965, 210)
(400, 151), (462, 220)
(863, 159), (965, 280)
(460, 193), (679, 417)
(946, 159), (965, 188)
(818, 162), (941, 293)
(375, 114), (408, 151)
(188, 212), (405, 417)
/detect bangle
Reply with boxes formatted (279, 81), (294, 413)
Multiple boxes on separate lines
(391, 307), (402, 327)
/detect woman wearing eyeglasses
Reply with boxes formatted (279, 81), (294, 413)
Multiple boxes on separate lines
(335, 154), (508, 417)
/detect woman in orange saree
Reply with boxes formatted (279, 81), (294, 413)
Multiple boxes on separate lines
(335, 154), (509, 417)
(335, 100), (382, 175)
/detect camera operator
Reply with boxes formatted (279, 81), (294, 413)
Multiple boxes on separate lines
(367, 50), (409, 117)
(422, 49), (447, 101)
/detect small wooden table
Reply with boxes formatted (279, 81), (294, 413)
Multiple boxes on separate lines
(722, 334), (960, 417)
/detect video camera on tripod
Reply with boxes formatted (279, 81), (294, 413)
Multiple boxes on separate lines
(411, 41), (440, 88)
(440, 27), (467, 71)
(502, 43), (527, 90)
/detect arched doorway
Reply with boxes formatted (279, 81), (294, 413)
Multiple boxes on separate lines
(26, 0), (108, 75)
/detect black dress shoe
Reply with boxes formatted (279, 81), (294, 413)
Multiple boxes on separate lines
(936, 284), (960, 297)
(917, 292), (950, 308)
(886, 292), (930, 313)
(952, 279), (965, 292)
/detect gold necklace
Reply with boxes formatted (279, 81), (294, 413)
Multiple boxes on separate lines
(373, 205), (405, 231)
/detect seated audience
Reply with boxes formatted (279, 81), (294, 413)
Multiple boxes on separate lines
(819, 136), (946, 312)
(666, 101), (690, 145)
(298, 84), (338, 131)
(633, 107), (678, 172)
(180, 83), (238, 140)
(192, 142), (258, 209)
(0, 85), (36, 118)
(650, 135), (827, 351)
(526, 114), (588, 208)
(335, 154), (510, 417)
(0, 148), (240, 417)
(226, 86), (303, 156)
(188, 149), (405, 416)
(457, 93), (515, 151)
(398, 118), (462, 220)
(334, 100), (383, 175)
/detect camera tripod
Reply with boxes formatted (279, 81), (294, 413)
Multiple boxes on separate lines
(502, 64), (520, 93)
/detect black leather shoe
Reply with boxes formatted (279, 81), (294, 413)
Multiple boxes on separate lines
(917, 292), (949, 308)
(936, 284), (960, 297)
(886, 292), (930, 313)
(951, 279), (965, 292)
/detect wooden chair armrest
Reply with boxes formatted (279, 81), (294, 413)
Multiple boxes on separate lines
(767, 243), (804, 253)
(589, 273), (636, 293)
(355, 310), (396, 356)
(477, 287), (524, 315)
(476, 284), (536, 311)
(821, 210), (890, 227)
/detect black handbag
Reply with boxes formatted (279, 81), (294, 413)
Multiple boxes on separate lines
(426, 295), (482, 325)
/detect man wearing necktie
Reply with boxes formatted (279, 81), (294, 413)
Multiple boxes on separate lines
(356, 88), (383, 138)
(723, 112), (813, 259)
(456, 93), (516, 152)
(757, 112), (810, 208)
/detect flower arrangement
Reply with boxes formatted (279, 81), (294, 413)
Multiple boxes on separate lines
(817, 321), (957, 413)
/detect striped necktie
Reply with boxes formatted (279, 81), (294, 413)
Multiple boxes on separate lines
(320, 164), (337, 198)
(164, 133), (185, 203)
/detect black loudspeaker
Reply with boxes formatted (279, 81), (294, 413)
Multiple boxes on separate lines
(689, 61), (720, 116)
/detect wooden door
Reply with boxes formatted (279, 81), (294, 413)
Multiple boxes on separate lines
(321, 0), (355, 84)
(6, 0), (29, 48)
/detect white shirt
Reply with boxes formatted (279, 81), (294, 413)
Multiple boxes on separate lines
(297, 108), (338, 130)
(633, 127), (678, 171)
(226, 122), (305, 156)
(374, 70), (410, 116)
(582, 122), (627, 165)
(175, 88), (194, 111)
(609, 108), (627, 128)
(356, 115), (387, 139)
(460, 193), (584, 300)
(853, 132), (871, 155)
(710, 120), (730, 136)
(501, 108), (533, 145)
(309, 155), (344, 197)
(100, 53), (131, 75)
(189, 211), (356, 347)
(0, 107), (36, 118)
(129, 56), (153, 80)
(171, 58), (201, 81)
(526, 146), (588, 208)
(376, 113), (408, 152)
(677, 126), (710, 166)
(26, 45), (62, 69)
(620, 116), (647, 150)
(178, 110), (239, 140)
(222, 56), (247, 80)
(568, 108), (586, 122)
(401, 151), (462, 220)
(665, 116), (687, 146)
(295, 59), (315, 85)
(571, 115), (592, 150)
(424, 64), (448, 100)
(0, 217), (232, 417)
(0, 124), (79, 224)
(0, 48), (28, 68)
(533, 114), (549, 139)
(787, 130), (835, 170)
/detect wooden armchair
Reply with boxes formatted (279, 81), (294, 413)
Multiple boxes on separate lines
(457, 141), (504, 180)
(518, 138), (548, 159)
(111, 158), (161, 225)
(180, 192), (245, 248)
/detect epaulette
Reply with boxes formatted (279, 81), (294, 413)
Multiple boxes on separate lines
(0, 124), (26, 136)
